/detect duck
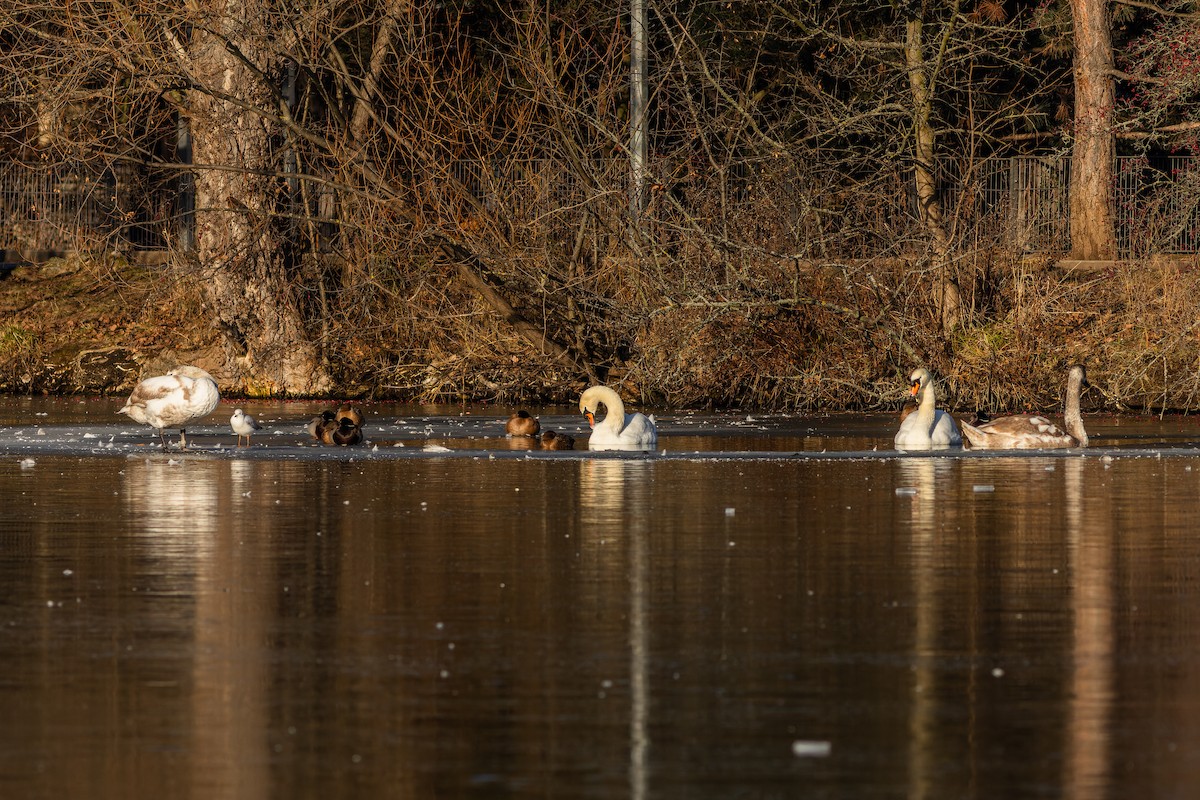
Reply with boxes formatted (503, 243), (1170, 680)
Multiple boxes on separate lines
(336, 403), (365, 427)
(322, 417), (364, 446)
(118, 365), (220, 451)
(540, 430), (575, 450)
(899, 400), (917, 422)
(894, 368), (962, 450)
(579, 385), (657, 450)
(960, 365), (1089, 449)
(307, 410), (336, 441)
(506, 409), (541, 437)
(230, 408), (262, 448)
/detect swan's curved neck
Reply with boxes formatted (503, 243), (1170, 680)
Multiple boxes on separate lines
(916, 378), (937, 426)
(590, 388), (626, 432)
(1064, 375), (1088, 446)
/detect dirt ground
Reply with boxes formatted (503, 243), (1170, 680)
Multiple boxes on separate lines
(0, 257), (223, 396)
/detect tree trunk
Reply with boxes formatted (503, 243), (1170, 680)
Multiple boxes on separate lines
(1069, 0), (1116, 260)
(184, 0), (331, 395)
(905, 16), (963, 332)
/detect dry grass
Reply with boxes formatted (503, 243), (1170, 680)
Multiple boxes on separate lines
(6, 249), (1200, 413)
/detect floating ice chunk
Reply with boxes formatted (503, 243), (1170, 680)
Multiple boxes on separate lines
(895, 487), (917, 496)
(973, 484), (995, 493)
(791, 740), (832, 758)
(19, 458), (35, 469)
(725, 507), (736, 516)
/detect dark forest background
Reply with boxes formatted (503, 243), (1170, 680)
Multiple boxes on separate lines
(2, 0), (1199, 412)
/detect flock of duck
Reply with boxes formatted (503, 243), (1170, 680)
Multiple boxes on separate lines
(115, 369), (658, 453)
(114, 363), (1086, 454)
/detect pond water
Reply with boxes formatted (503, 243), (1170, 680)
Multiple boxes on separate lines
(3, 397), (1200, 798)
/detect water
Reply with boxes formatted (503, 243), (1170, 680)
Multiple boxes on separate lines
(3, 398), (1200, 798)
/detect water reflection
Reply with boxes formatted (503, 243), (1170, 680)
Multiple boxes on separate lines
(1065, 457), (1114, 797)
(9, 424), (1200, 797)
(122, 458), (221, 537)
(579, 458), (653, 800)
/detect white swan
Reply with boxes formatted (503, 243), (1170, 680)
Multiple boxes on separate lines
(579, 385), (657, 450)
(118, 365), (220, 451)
(894, 367), (962, 450)
(961, 365), (1089, 449)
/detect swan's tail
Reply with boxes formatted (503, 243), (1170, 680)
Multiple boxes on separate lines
(959, 421), (986, 449)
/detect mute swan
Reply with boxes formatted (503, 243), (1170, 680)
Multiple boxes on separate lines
(230, 408), (262, 448)
(894, 368), (962, 449)
(961, 365), (1089, 449)
(579, 385), (657, 450)
(540, 430), (575, 450)
(118, 365), (220, 451)
(506, 410), (541, 437)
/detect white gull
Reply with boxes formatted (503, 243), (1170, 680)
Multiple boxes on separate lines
(230, 408), (262, 448)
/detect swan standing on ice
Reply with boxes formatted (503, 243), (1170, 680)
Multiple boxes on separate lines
(894, 368), (962, 450)
(230, 408), (262, 448)
(579, 385), (657, 450)
(118, 365), (220, 451)
(960, 365), (1089, 449)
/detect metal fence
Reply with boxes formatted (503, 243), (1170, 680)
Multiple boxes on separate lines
(2, 155), (1197, 259)
(0, 160), (173, 256)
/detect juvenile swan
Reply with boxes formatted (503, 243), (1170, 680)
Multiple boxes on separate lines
(961, 365), (1089, 449)
(579, 385), (657, 450)
(118, 365), (220, 451)
(894, 368), (962, 450)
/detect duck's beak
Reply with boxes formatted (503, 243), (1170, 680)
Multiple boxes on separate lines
(585, 411), (596, 428)
(909, 380), (921, 396)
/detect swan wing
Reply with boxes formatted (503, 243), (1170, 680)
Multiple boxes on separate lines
(962, 414), (1075, 449)
(895, 409), (960, 449)
(930, 410), (962, 446)
(588, 412), (657, 450)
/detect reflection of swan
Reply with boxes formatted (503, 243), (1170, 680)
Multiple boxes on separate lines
(579, 386), (657, 451)
(576, 457), (651, 800)
(505, 410), (540, 437)
(961, 365), (1089, 449)
(894, 368), (961, 450)
(580, 459), (653, 522)
(118, 365), (220, 451)
(123, 459), (221, 537)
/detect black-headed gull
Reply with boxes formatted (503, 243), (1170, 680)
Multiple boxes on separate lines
(230, 408), (262, 448)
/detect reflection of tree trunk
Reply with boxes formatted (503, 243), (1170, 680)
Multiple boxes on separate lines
(905, 17), (962, 332)
(1069, 0), (1115, 260)
(186, 0), (330, 395)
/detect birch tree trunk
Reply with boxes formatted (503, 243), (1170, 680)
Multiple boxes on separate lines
(184, 0), (331, 395)
(1069, 0), (1116, 260)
